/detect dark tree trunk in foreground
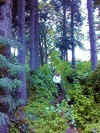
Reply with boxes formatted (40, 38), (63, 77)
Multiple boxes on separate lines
(30, 0), (40, 71)
(71, 1), (75, 69)
(87, 0), (98, 70)
(18, 0), (27, 105)
(0, 0), (12, 132)
(0, 0), (12, 57)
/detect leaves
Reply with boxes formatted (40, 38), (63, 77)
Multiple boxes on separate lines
(0, 78), (21, 91)
(0, 36), (22, 48)
(0, 112), (10, 125)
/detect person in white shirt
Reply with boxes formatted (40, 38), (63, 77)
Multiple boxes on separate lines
(53, 71), (62, 95)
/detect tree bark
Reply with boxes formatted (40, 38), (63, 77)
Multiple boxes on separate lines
(87, 0), (98, 70)
(39, 40), (44, 66)
(17, 0), (27, 105)
(0, 1), (12, 132)
(44, 35), (48, 63)
(62, 1), (68, 61)
(0, 0), (12, 57)
(30, 0), (40, 71)
(71, 1), (75, 69)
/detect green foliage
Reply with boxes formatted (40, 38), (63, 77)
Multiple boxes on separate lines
(0, 54), (24, 77)
(33, 110), (67, 133)
(50, 51), (61, 67)
(10, 99), (69, 133)
(24, 99), (68, 133)
(0, 78), (21, 91)
(10, 61), (100, 132)
(10, 123), (20, 133)
(59, 61), (100, 132)
(10, 116), (29, 133)
(49, 52), (74, 86)
(76, 61), (91, 84)
(0, 112), (10, 125)
(0, 54), (8, 68)
(60, 62), (76, 84)
(29, 65), (57, 100)
(0, 95), (17, 112)
(86, 66), (100, 103)
(68, 80), (100, 132)
(0, 36), (21, 48)
(40, 64), (52, 75)
(76, 61), (91, 73)
(9, 63), (24, 77)
(54, 61), (76, 87)
(0, 37), (24, 115)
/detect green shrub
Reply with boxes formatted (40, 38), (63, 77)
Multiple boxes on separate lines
(68, 80), (100, 132)
(76, 61), (91, 74)
(86, 67), (100, 103)
(24, 99), (69, 133)
(0, 37), (24, 115)
(29, 65), (57, 100)
(0, 78), (21, 91)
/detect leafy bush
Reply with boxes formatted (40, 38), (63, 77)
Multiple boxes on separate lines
(0, 54), (24, 77)
(86, 67), (100, 103)
(0, 78), (21, 91)
(0, 37), (24, 115)
(10, 99), (69, 133)
(75, 61), (91, 85)
(10, 61), (100, 133)
(33, 109), (67, 133)
(49, 51), (61, 67)
(29, 65), (57, 100)
(24, 99), (68, 133)
(68, 80), (100, 132)
(76, 61), (91, 74)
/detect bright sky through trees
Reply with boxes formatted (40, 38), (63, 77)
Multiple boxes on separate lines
(11, 0), (95, 61)
(38, 0), (90, 61)
(71, 0), (90, 61)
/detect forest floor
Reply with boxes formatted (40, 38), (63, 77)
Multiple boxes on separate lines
(12, 89), (79, 133)
(52, 89), (78, 133)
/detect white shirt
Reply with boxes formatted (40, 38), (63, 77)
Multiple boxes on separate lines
(53, 75), (61, 83)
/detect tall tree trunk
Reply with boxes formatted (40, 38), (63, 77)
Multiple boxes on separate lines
(60, 49), (63, 60)
(65, 50), (68, 61)
(0, 1), (12, 132)
(30, 0), (40, 71)
(87, 0), (98, 70)
(39, 40), (44, 66)
(62, 1), (68, 60)
(71, 1), (75, 69)
(17, 0), (27, 105)
(0, 0), (12, 57)
(44, 36), (48, 63)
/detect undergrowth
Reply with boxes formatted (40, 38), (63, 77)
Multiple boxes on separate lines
(10, 61), (100, 133)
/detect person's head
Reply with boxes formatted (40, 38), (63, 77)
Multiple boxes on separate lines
(56, 71), (61, 76)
